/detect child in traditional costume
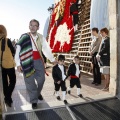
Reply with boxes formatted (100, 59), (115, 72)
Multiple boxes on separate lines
(52, 55), (68, 104)
(67, 56), (83, 97)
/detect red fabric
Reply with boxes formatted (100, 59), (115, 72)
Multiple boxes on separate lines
(72, 11), (78, 14)
(70, 75), (79, 78)
(48, 0), (74, 52)
(71, 0), (76, 3)
(33, 51), (41, 60)
(33, 51), (49, 76)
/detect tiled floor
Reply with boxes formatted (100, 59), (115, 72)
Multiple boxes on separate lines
(3, 65), (113, 114)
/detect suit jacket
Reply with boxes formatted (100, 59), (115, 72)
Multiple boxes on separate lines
(90, 36), (102, 55)
(67, 63), (81, 78)
(99, 36), (110, 66)
(99, 36), (110, 57)
(52, 64), (66, 83)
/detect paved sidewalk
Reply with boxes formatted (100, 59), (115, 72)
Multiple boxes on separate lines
(3, 65), (113, 113)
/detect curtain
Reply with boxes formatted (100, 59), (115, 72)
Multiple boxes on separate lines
(90, 0), (109, 30)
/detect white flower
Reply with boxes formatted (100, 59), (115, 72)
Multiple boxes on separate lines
(53, 22), (71, 50)
(48, 25), (54, 46)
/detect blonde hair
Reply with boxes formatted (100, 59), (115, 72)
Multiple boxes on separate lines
(0, 25), (7, 38)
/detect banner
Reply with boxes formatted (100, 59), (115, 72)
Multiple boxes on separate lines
(48, 0), (74, 52)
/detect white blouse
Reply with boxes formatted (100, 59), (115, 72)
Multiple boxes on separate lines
(58, 64), (66, 81)
(75, 64), (80, 78)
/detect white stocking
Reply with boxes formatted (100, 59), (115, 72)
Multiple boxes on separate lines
(62, 91), (66, 100)
(77, 88), (80, 95)
(55, 91), (59, 97)
(74, 24), (78, 31)
(68, 87), (71, 91)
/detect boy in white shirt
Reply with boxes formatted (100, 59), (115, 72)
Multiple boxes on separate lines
(52, 55), (68, 104)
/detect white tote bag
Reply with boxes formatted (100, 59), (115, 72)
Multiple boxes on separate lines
(98, 60), (110, 74)
(100, 66), (110, 74)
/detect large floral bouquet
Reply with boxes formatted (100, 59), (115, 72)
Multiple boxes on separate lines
(48, 0), (74, 52)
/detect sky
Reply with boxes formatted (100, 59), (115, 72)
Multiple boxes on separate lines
(0, 0), (54, 40)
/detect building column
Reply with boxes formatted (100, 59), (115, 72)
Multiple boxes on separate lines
(108, 0), (118, 95)
(116, 0), (120, 98)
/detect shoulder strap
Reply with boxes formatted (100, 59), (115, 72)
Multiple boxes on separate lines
(1, 38), (6, 65)
(28, 33), (40, 51)
(1, 38), (6, 52)
(28, 33), (49, 76)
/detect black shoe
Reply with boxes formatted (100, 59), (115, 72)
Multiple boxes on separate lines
(68, 90), (71, 94)
(92, 82), (96, 84)
(56, 96), (61, 100)
(5, 97), (13, 103)
(38, 94), (43, 101)
(32, 103), (37, 109)
(95, 83), (101, 86)
(64, 100), (68, 104)
(5, 100), (12, 107)
(9, 98), (13, 103)
(78, 94), (83, 98)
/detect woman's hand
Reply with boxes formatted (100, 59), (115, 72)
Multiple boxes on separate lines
(96, 54), (100, 62)
(57, 81), (61, 84)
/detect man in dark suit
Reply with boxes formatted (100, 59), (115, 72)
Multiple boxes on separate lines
(52, 55), (68, 104)
(89, 28), (102, 85)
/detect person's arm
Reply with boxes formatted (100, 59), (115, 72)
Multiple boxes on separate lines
(89, 42), (92, 53)
(15, 45), (21, 66)
(15, 45), (23, 72)
(66, 65), (72, 80)
(42, 37), (55, 62)
(67, 64), (72, 77)
(89, 38), (93, 54)
(99, 38), (109, 56)
(79, 65), (81, 78)
(52, 67), (59, 83)
(7, 39), (15, 57)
